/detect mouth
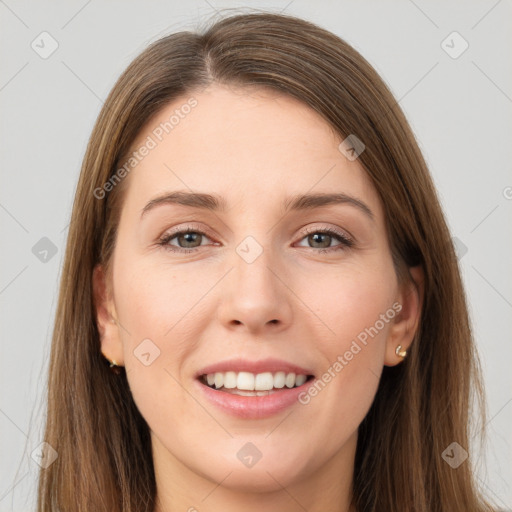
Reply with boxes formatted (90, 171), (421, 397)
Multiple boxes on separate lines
(197, 371), (315, 396)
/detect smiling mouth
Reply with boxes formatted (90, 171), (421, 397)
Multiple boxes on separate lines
(198, 371), (315, 396)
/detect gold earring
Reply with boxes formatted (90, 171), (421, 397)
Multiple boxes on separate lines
(395, 345), (407, 358)
(101, 352), (123, 374)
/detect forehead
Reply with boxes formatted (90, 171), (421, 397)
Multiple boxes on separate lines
(121, 83), (383, 221)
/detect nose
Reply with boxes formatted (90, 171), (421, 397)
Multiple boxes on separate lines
(216, 241), (293, 335)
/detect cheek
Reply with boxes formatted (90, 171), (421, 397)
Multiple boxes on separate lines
(299, 265), (394, 416)
(114, 256), (208, 343)
(308, 263), (396, 347)
(112, 259), (200, 408)
(113, 255), (232, 421)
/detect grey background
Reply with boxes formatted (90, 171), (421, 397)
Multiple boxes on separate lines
(1, 0), (511, 510)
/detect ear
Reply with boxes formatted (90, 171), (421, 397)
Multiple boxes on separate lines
(92, 264), (124, 365)
(384, 265), (424, 366)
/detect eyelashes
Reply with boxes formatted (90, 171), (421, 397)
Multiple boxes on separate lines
(156, 224), (354, 255)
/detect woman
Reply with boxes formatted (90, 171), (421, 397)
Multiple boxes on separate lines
(37, 10), (498, 512)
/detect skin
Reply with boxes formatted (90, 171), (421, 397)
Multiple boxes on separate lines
(93, 83), (423, 512)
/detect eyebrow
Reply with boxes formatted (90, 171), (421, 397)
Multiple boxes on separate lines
(140, 191), (374, 222)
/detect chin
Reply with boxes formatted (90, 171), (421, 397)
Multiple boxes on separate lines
(210, 466), (303, 493)
(193, 450), (312, 493)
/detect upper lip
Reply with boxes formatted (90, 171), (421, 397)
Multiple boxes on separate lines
(195, 358), (314, 378)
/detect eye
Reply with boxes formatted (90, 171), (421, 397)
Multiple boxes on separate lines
(157, 225), (214, 253)
(156, 224), (354, 254)
(295, 225), (354, 253)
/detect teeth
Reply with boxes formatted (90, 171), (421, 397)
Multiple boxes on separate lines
(214, 373), (223, 389)
(202, 371), (310, 391)
(238, 371), (255, 390)
(254, 372), (273, 390)
(295, 374), (307, 386)
(274, 371), (286, 388)
(285, 372), (296, 388)
(224, 371), (237, 389)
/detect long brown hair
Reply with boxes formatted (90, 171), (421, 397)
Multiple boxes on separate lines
(37, 9), (497, 511)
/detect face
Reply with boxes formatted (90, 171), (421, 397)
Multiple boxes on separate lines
(94, 83), (421, 500)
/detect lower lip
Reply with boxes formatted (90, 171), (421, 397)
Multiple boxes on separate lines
(195, 377), (315, 419)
